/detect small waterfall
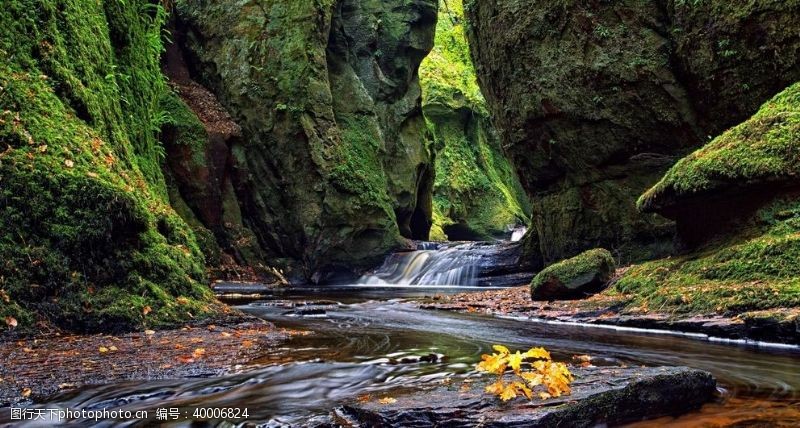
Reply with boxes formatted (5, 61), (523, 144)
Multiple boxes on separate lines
(510, 226), (527, 242)
(358, 243), (480, 286)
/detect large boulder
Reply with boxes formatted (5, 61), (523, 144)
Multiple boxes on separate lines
(335, 366), (716, 427)
(639, 82), (800, 246)
(531, 249), (616, 301)
(615, 83), (800, 315)
(174, 0), (438, 280)
(465, 0), (800, 264)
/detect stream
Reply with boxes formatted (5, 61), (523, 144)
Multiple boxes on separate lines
(4, 243), (800, 426)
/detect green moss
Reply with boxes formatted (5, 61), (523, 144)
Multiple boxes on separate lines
(0, 0), (216, 333)
(532, 248), (616, 291)
(329, 114), (395, 215)
(617, 197), (800, 314)
(621, 84), (800, 314)
(421, 0), (530, 239)
(420, 0), (484, 113)
(640, 82), (800, 210)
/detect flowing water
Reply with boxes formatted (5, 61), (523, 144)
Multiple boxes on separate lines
(358, 242), (480, 286)
(2, 244), (799, 427)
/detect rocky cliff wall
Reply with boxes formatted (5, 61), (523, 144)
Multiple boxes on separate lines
(465, 0), (800, 264)
(175, 0), (438, 281)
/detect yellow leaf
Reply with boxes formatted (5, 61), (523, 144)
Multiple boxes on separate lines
(144, 330), (156, 336)
(523, 347), (551, 361)
(21, 388), (31, 398)
(477, 353), (508, 375)
(499, 383), (517, 401)
(520, 372), (543, 387)
(192, 348), (206, 359)
(538, 392), (551, 400)
(508, 351), (524, 373)
(485, 380), (505, 395)
(378, 397), (397, 405)
(98, 346), (109, 354)
(176, 297), (190, 305)
(492, 344), (510, 355)
(513, 381), (533, 400)
(142, 306), (152, 316)
(109, 346), (118, 352)
(64, 159), (74, 168)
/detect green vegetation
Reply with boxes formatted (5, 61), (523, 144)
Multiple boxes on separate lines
(330, 114), (395, 216)
(639, 82), (800, 209)
(618, 83), (800, 314)
(616, 197), (800, 313)
(421, 0), (530, 240)
(531, 249), (616, 299)
(0, 0), (216, 333)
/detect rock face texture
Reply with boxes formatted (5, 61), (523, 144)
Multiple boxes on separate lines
(421, 0), (530, 241)
(531, 248), (615, 301)
(175, 0), (438, 281)
(616, 83), (800, 314)
(639, 82), (800, 246)
(0, 0), (217, 333)
(335, 366), (716, 427)
(465, 0), (800, 264)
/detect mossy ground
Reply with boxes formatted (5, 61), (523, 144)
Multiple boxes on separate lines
(421, 0), (530, 240)
(618, 82), (800, 315)
(619, 190), (800, 315)
(0, 0), (217, 334)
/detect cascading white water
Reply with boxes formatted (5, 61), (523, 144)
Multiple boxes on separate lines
(510, 226), (527, 242)
(358, 243), (480, 286)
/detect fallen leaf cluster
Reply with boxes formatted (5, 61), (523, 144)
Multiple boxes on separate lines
(477, 345), (574, 402)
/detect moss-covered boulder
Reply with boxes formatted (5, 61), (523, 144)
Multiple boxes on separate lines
(0, 0), (218, 333)
(639, 82), (800, 245)
(614, 82), (800, 314)
(421, 0), (531, 242)
(531, 249), (616, 301)
(465, 0), (800, 264)
(174, 0), (438, 280)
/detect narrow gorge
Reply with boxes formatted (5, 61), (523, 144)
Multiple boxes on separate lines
(1, 0), (800, 426)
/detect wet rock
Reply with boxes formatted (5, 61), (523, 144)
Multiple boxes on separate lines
(175, 0), (438, 280)
(465, 0), (800, 265)
(531, 249), (616, 301)
(334, 366), (716, 427)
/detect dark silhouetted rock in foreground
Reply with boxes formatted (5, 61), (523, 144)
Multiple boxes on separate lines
(334, 366), (716, 427)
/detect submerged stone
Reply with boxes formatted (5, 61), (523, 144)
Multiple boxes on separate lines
(334, 366), (716, 427)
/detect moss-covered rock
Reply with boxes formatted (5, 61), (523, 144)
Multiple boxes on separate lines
(639, 82), (800, 233)
(615, 83), (800, 314)
(421, 0), (530, 241)
(465, 0), (800, 264)
(0, 0), (217, 333)
(531, 249), (616, 301)
(175, 0), (437, 280)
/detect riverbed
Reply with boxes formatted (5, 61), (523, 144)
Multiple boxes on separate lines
(5, 286), (798, 426)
